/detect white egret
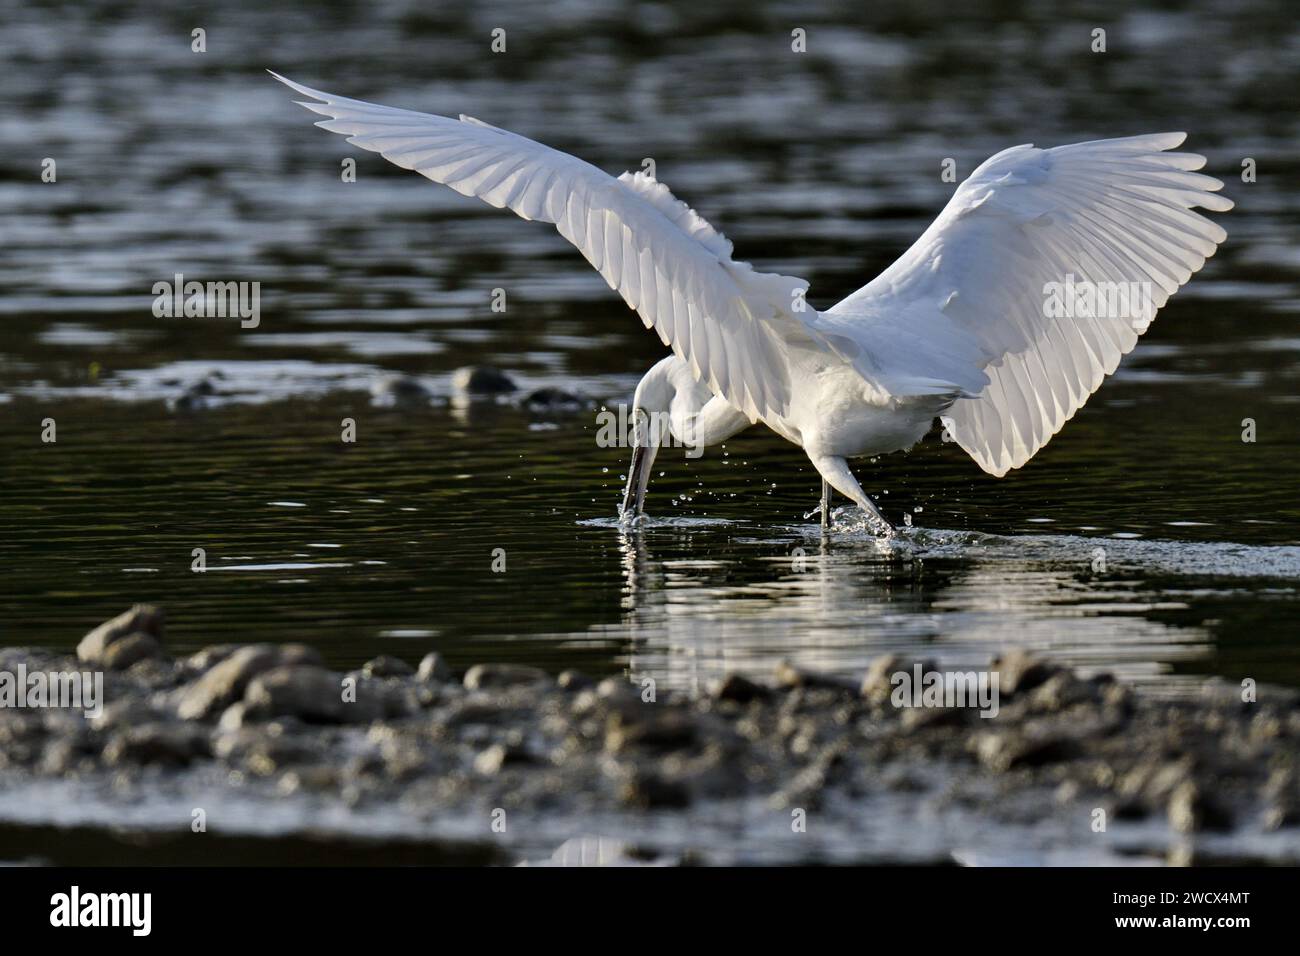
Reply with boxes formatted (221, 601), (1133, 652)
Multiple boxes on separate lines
(272, 73), (1232, 535)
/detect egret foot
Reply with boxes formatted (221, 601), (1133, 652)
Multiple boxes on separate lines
(809, 453), (894, 537)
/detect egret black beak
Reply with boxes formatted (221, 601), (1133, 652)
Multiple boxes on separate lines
(621, 442), (652, 519)
(620, 405), (664, 520)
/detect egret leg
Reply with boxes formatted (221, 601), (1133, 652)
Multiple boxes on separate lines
(809, 454), (893, 536)
(820, 479), (831, 530)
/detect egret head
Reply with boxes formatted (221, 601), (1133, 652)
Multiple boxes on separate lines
(620, 357), (677, 519)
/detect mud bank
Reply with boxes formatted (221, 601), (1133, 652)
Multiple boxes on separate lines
(2, 605), (1299, 865)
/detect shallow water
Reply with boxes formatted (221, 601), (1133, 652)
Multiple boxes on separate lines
(0, 0), (1298, 862)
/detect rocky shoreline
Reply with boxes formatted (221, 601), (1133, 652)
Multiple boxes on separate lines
(2, 605), (1299, 865)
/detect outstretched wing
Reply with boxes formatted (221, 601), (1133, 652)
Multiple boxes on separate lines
(827, 133), (1232, 476)
(271, 72), (830, 424)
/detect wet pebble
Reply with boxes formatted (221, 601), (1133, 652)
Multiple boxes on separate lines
(77, 604), (165, 665)
(102, 723), (210, 768)
(992, 649), (1060, 697)
(557, 669), (594, 692)
(619, 770), (690, 809)
(605, 711), (698, 753)
(362, 655), (414, 679)
(416, 652), (451, 683)
(711, 673), (768, 704)
(463, 663), (549, 690)
(101, 632), (163, 670)
(176, 644), (322, 720)
(774, 660), (854, 693)
(474, 741), (536, 775)
(1168, 780), (1233, 833)
(244, 665), (383, 724)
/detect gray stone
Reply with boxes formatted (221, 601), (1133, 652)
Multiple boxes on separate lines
(212, 723), (323, 773)
(77, 605), (164, 664)
(176, 644), (322, 721)
(605, 712), (698, 753)
(416, 652), (451, 683)
(90, 698), (160, 732)
(463, 663), (549, 690)
(557, 669), (594, 692)
(991, 649), (1060, 697)
(712, 673), (767, 704)
(101, 632), (163, 670)
(185, 644), (239, 673)
(102, 723), (209, 767)
(244, 666), (388, 724)
(619, 770), (690, 809)
(860, 655), (935, 704)
(1026, 671), (1099, 712)
(217, 701), (251, 732)
(474, 742), (535, 775)
(774, 660), (853, 693)
(1263, 800), (1300, 831)
(975, 732), (1077, 772)
(362, 655), (414, 678)
(1169, 780), (1232, 833)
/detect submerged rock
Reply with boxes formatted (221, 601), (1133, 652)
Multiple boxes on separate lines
(520, 386), (588, 412)
(172, 377), (219, 411)
(370, 374), (433, 408)
(452, 365), (517, 395)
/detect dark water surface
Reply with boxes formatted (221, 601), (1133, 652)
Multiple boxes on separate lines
(2, 0), (1299, 703)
